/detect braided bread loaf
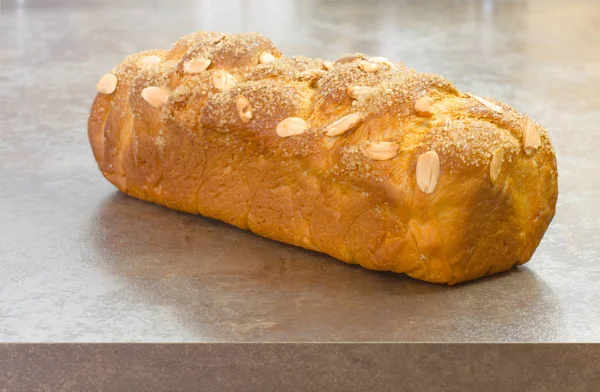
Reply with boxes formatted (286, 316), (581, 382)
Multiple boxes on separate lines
(88, 32), (558, 284)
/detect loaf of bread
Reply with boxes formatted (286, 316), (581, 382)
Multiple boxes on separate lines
(88, 31), (558, 284)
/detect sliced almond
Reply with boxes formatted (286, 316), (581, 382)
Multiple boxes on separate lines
(141, 86), (170, 109)
(522, 124), (541, 155)
(471, 94), (503, 114)
(299, 69), (327, 79)
(276, 117), (310, 137)
(358, 61), (378, 73)
(363, 141), (399, 161)
(139, 55), (161, 67)
(323, 61), (334, 70)
(96, 74), (118, 95)
(183, 57), (211, 74)
(213, 33), (226, 44)
(212, 70), (237, 90)
(415, 96), (434, 117)
(325, 113), (363, 137)
(347, 85), (375, 100)
(259, 51), (276, 64)
(416, 150), (440, 194)
(370, 56), (393, 67)
(489, 148), (504, 185)
(235, 95), (253, 123)
(335, 54), (365, 65)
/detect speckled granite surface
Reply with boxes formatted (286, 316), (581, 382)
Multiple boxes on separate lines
(0, 0), (599, 343)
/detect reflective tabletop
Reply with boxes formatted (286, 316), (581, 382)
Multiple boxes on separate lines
(1, 0), (599, 342)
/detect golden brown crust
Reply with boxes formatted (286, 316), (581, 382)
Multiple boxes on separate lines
(88, 31), (558, 284)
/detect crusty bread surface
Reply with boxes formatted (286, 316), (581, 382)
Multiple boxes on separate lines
(88, 32), (558, 284)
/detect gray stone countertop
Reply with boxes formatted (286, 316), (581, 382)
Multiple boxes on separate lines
(0, 0), (599, 342)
